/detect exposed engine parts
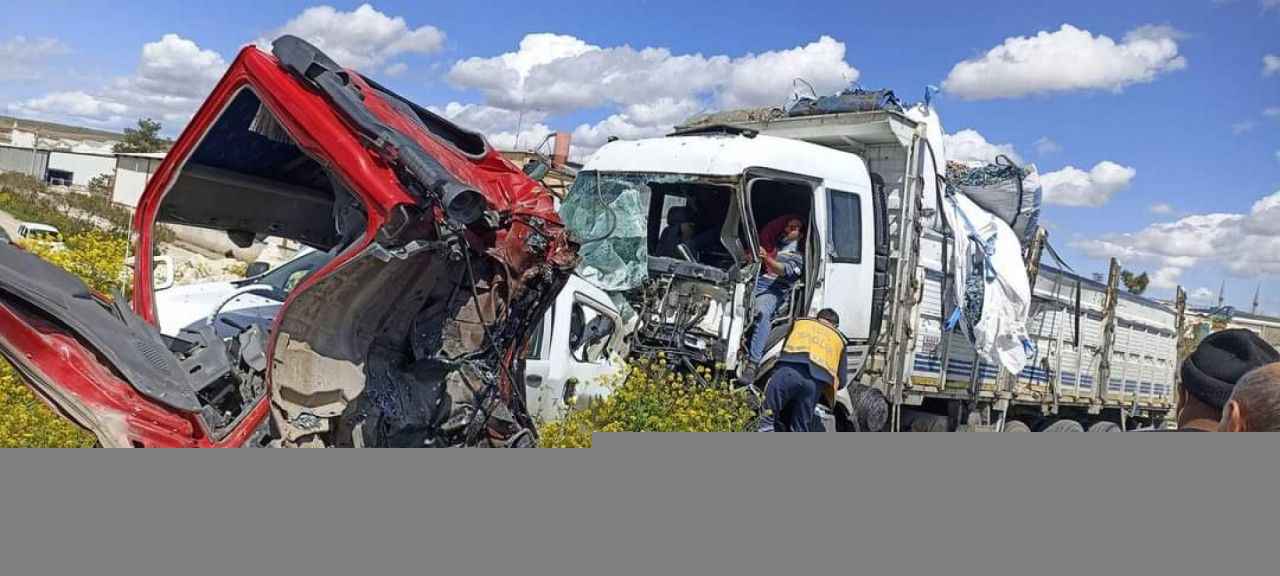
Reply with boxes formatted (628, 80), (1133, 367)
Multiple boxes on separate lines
(629, 259), (742, 367)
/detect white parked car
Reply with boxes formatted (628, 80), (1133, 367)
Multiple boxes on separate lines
(155, 248), (331, 338)
(16, 222), (66, 250)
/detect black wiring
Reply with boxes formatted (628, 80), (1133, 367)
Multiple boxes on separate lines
(572, 172), (620, 245)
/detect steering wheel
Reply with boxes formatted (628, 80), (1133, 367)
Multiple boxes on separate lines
(205, 284), (276, 328)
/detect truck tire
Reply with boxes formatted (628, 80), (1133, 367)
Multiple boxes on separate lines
(1039, 419), (1084, 432)
(1088, 421), (1123, 432)
(1002, 420), (1031, 432)
(910, 414), (950, 432)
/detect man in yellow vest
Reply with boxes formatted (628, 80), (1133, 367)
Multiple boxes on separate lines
(759, 309), (848, 432)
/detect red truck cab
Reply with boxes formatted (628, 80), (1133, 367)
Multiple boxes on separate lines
(0, 36), (577, 447)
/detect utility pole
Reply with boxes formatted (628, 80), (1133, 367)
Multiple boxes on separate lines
(1252, 284), (1261, 316)
(1218, 280), (1226, 309)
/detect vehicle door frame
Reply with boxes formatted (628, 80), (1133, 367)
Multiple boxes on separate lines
(741, 167), (825, 322)
(523, 275), (625, 422)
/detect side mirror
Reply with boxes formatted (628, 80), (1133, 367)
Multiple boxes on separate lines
(126, 255), (175, 291)
(153, 256), (175, 291)
(244, 261), (271, 278)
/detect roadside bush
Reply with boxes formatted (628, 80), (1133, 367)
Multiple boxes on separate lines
(0, 368), (96, 448)
(539, 359), (757, 448)
(0, 177), (176, 245)
(21, 231), (132, 296)
(0, 231), (122, 447)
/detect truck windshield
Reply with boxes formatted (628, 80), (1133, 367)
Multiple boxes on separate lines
(561, 172), (737, 292)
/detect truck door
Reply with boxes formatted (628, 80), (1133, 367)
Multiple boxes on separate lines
(524, 275), (624, 422)
(815, 182), (875, 343)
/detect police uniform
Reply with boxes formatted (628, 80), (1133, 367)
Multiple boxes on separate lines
(760, 318), (849, 432)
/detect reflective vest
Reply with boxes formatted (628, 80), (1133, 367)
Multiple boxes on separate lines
(778, 318), (847, 398)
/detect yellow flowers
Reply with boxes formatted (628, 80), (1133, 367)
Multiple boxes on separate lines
(538, 360), (756, 448)
(1, 231), (125, 447)
(20, 231), (131, 296)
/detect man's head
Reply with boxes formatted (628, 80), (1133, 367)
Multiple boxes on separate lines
(1178, 329), (1280, 428)
(1219, 363), (1280, 432)
(816, 308), (840, 328)
(782, 218), (804, 243)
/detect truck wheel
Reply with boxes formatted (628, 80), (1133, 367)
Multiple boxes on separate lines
(1039, 419), (1084, 432)
(1088, 421), (1123, 432)
(1002, 420), (1031, 432)
(910, 414), (950, 432)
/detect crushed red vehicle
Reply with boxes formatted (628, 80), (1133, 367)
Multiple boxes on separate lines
(0, 36), (578, 447)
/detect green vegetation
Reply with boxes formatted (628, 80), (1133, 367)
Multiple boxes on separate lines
(1121, 269), (1150, 296)
(113, 118), (170, 154)
(0, 172), (174, 244)
(539, 359), (757, 448)
(0, 232), (125, 448)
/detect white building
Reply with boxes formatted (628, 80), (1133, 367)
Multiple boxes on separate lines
(46, 150), (117, 188)
(111, 152), (166, 208)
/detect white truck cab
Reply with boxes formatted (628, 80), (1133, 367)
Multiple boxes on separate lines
(560, 123), (901, 385)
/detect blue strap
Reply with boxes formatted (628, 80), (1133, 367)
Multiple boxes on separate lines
(945, 307), (964, 332)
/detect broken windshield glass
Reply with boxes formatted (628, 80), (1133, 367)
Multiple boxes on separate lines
(560, 172), (703, 293)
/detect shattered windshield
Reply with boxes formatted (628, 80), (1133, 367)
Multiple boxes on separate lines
(561, 172), (710, 292)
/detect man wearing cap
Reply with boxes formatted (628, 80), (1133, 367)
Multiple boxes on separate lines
(1178, 329), (1280, 431)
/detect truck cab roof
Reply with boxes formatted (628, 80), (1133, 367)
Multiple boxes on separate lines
(584, 132), (871, 189)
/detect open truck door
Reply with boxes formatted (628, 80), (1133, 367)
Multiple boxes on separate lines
(0, 36), (577, 447)
(523, 274), (625, 422)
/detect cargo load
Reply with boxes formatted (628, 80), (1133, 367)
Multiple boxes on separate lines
(946, 157), (1042, 243)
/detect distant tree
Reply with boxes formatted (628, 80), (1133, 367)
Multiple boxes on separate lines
(1121, 270), (1150, 296)
(87, 174), (112, 198)
(112, 118), (169, 153)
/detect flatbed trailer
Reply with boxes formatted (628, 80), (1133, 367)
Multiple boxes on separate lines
(696, 107), (1177, 431)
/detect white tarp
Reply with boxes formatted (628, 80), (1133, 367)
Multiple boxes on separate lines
(941, 192), (1033, 376)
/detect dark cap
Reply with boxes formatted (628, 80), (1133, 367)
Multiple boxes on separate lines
(1180, 329), (1280, 410)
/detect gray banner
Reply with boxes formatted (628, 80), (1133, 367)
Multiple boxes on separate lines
(2, 434), (1278, 575)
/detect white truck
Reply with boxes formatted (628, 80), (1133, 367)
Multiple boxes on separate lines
(554, 102), (1179, 431)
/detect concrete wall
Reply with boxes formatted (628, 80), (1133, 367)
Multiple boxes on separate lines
(112, 156), (163, 208)
(0, 145), (49, 179)
(47, 151), (116, 187)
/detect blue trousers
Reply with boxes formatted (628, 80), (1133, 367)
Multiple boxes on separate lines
(759, 364), (818, 432)
(748, 276), (788, 365)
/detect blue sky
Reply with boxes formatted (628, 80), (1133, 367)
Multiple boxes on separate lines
(2, 1), (1278, 310)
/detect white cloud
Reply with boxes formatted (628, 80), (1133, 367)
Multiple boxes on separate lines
(13, 91), (128, 120)
(430, 102), (556, 152)
(1266, 107), (1280, 118)
(1265, 54), (1280, 77)
(445, 34), (857, 153)
(0, 36), (69, 81)
(943, 129), (1023, 165)
(1266, 0), (1280, 11)
(449, 33), (856, 115)
(383, 62), (408, 77)
(1232, 121), (1256, 135)
(1033, 136), (1062, 156)
(1149, 267), (1183, 290)
(1189, 287), (1217, 304)
(1149, 202), (1174, 215)
(8, 34), (226, 128)
(260, 3), (444, 69)
(942, 24), (1186, 100)
(1074, 189), (1280, 282)
(1040, 161), (1136, 207)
